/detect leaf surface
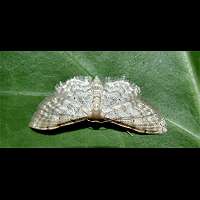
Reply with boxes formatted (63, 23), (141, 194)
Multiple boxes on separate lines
(0, 51), (200, 147)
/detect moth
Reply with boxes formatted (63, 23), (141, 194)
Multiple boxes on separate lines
(29, 76), (167, 134)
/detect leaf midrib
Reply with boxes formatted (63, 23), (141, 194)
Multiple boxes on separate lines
(184, 52), (200, 116)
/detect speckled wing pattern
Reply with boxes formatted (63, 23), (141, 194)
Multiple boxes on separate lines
(101, 79), (167, 133)
(29, 76), (167, 134)
(29, 76), (93, 130)
(108, 100), (167, 134)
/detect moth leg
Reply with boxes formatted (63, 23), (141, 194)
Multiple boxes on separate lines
(126, 130), (134, 136)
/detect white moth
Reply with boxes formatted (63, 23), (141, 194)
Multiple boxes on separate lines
(29, 76), (167, 134)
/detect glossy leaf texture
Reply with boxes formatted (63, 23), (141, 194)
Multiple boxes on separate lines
(0, 51), (200, 147)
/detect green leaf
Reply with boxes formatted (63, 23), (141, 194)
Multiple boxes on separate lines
(0, 51), (200, 147)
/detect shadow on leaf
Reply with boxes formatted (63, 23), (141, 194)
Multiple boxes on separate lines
(30, 120), (150, 136)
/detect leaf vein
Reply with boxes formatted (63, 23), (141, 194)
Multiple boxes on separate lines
(64, 52), (93, 76)
(167, 118), (200, 141)
(0, 90), (51, 97)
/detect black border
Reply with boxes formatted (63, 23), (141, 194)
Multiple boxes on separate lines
(1, 148), (200, 163)
(1, 22), (200, 169)
(0, 23), (199, 51)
